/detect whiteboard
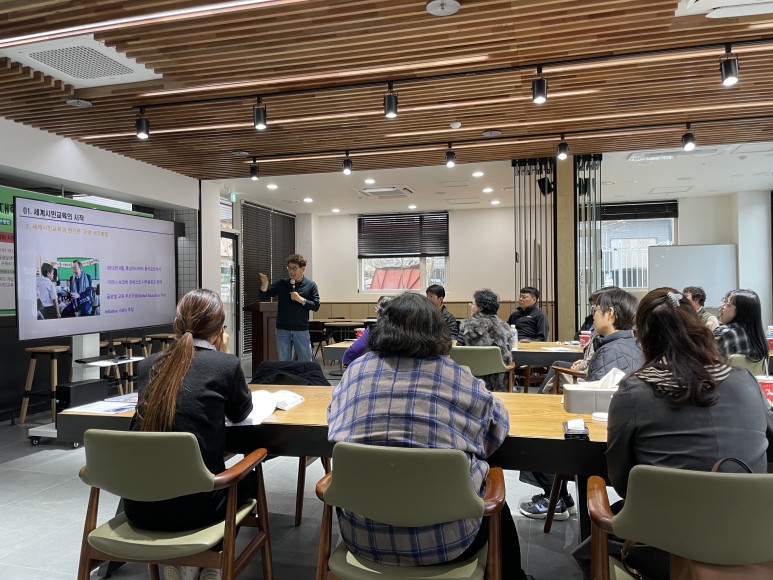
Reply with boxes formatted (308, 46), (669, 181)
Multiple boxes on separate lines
(648, 244), (737, 308)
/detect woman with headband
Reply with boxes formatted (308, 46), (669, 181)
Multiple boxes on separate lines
(605, 287), (773, 578)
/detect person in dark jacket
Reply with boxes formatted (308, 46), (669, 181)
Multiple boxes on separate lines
(259, 253), (320, 361)
(125, 289), (253, 580)
(426, 284), (459, 341)
(520, 287), (643, 521)
(507, 286), (548, 341)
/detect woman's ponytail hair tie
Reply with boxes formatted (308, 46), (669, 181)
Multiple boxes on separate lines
(666, 292), (683, 308)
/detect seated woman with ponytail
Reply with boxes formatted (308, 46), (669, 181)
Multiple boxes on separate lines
(123, 289), (253, 580)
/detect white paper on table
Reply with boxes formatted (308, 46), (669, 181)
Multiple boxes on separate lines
(227, 390), (304, 426)
(67, 401), (136, 414)
(576, 368), (626, 389)
(542, 346), (579, 352)
(105, 393), (139, 403)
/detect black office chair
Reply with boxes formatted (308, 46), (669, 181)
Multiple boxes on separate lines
(309, 321), (333, 364)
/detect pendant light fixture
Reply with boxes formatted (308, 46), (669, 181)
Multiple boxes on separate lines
(720, 44), (739, 87)
(250, 157), (260, 180)
(136, 107), (150, 140)
(253, 96), (267, 130)
(556, 134), (569, 160)
(384, 82), (398, 119)
(342, 151), (352, 175)
(445, 143), (456, 167)
(532, 66), (548, 104)
(681, 123), (696, 152)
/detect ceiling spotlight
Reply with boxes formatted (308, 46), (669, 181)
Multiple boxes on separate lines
(303, 197), (313, 203)
(472, 171), (484, 177)
(364, 178), (375, 184)
(532, 66), (548, 104)
(682, 124), (696, 152)
(267, 183), (278, 190)
(342, 152), (353, 175)
(250, 157), (259, 181)
(720, 44), (739, 87)
(135, 107), (149, 140)
(253, 97), (267, 130)
(483, 187), (493, 193)
(331, 208), (341, 213)
(408, 204), (417, 209)
(445, 143), (456, 168)
(557, 134), (569, 161)
(384, 82), (398, 119)
(491, 200), (501, 205)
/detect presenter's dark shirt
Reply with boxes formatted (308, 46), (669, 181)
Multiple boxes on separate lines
(259, 276), (320, 330)
(507, 304), (549, 341)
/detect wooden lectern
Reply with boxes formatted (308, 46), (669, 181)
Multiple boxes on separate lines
(243, 301), (278, 375)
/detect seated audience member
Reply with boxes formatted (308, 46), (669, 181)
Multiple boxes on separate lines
(682, 285), (719, 331)
(341, 295), (393, 366)
(714, 289), (767, 364)
(606, 288), (773, 579)
(125, 289), (253, 580)
(458, 288), (513, 392)
(328, 292), (533, 580)
(520, 287), (643, 520)
(538, 287), (619, 393)
(507, 286), (548, 341)
(426, 283), (459, 341)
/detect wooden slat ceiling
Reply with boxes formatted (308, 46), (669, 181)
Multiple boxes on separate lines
(1, 0), (773, 180)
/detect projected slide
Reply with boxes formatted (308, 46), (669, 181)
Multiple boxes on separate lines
(15, 197), (176, 340)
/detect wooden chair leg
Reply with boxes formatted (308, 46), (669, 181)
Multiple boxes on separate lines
(19, 355), (37, 425)
(544, 474), (572, 533)
(295, 456), (308, 526)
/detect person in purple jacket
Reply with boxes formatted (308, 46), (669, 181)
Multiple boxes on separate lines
(342, 295), (392, 366)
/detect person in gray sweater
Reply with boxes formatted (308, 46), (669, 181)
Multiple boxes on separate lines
(605, 288), (773, 579)
(520, 287), (643, 520)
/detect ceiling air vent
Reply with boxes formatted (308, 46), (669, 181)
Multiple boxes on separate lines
(628, 148), (720, 162)
(358, 186), (413, 198)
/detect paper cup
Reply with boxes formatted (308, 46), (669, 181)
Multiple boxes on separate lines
(579, 331), (592, 348)
(756, 376), (773, 406)
(355, 328), (365, 338)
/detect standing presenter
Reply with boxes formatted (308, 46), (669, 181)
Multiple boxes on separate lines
(259, 253), (320, 361)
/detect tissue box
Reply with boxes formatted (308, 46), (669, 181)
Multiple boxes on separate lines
(563, 384), (617, 414)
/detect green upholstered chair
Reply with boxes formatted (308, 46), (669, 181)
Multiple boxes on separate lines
(588, 465), (773, 580)
(76, 429), (273, 580)
(727, 353), (767, 376)
(315, 442), (506, 580)
(449, 346), (516, 392)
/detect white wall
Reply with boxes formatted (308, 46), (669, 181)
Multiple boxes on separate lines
(200, 181), (222, 293)
(679, 193), (772, 324)
(309, 208), (516, 302)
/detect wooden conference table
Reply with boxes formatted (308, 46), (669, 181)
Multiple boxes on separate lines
(226, 385), (607, 539)
(58, 384), (606, 539)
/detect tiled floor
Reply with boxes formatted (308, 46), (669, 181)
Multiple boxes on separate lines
(0, 360), (588, 579)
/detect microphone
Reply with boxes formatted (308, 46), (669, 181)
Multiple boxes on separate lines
(290, 278), (296, 293)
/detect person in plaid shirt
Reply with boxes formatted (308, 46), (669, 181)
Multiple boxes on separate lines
(714, 289), (767, 363)
(328, 292), (533, 580)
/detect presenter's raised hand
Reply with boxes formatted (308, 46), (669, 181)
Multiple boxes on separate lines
(259, 272), (269, 291)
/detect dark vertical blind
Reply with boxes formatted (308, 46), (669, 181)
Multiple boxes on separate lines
(512, 157), (557, 339)
(241, 202), (295, 355)
(575, 154), (603, 329)
(358, 212), (449, 258)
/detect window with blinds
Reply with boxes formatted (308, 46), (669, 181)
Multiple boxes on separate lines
(241, 202), (295, 354)
(357, 212), (449, 292)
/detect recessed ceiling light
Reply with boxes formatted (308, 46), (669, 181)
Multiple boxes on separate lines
(426, 0), (460, 17)
(267, 183), (278, 190)
(364, 178), (375, 184)
(450, 121), (462, 129)
(331, 208), (341, 213)
(472, 171), (484, 177)
(231, 150), (250, 157)
(482, 187), (493, 193)
(408, 204), (417, 209)
(303, 197), (313, 203)
(482, 129), (502, 138)
(490, 200), (501, 205)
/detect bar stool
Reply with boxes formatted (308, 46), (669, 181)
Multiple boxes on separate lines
(19, 345), (70, 424)
(112, 337), (144, 392)
(144, 332), (177, 355)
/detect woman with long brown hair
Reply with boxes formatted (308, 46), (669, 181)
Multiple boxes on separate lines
(123, 289), (253, 580)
